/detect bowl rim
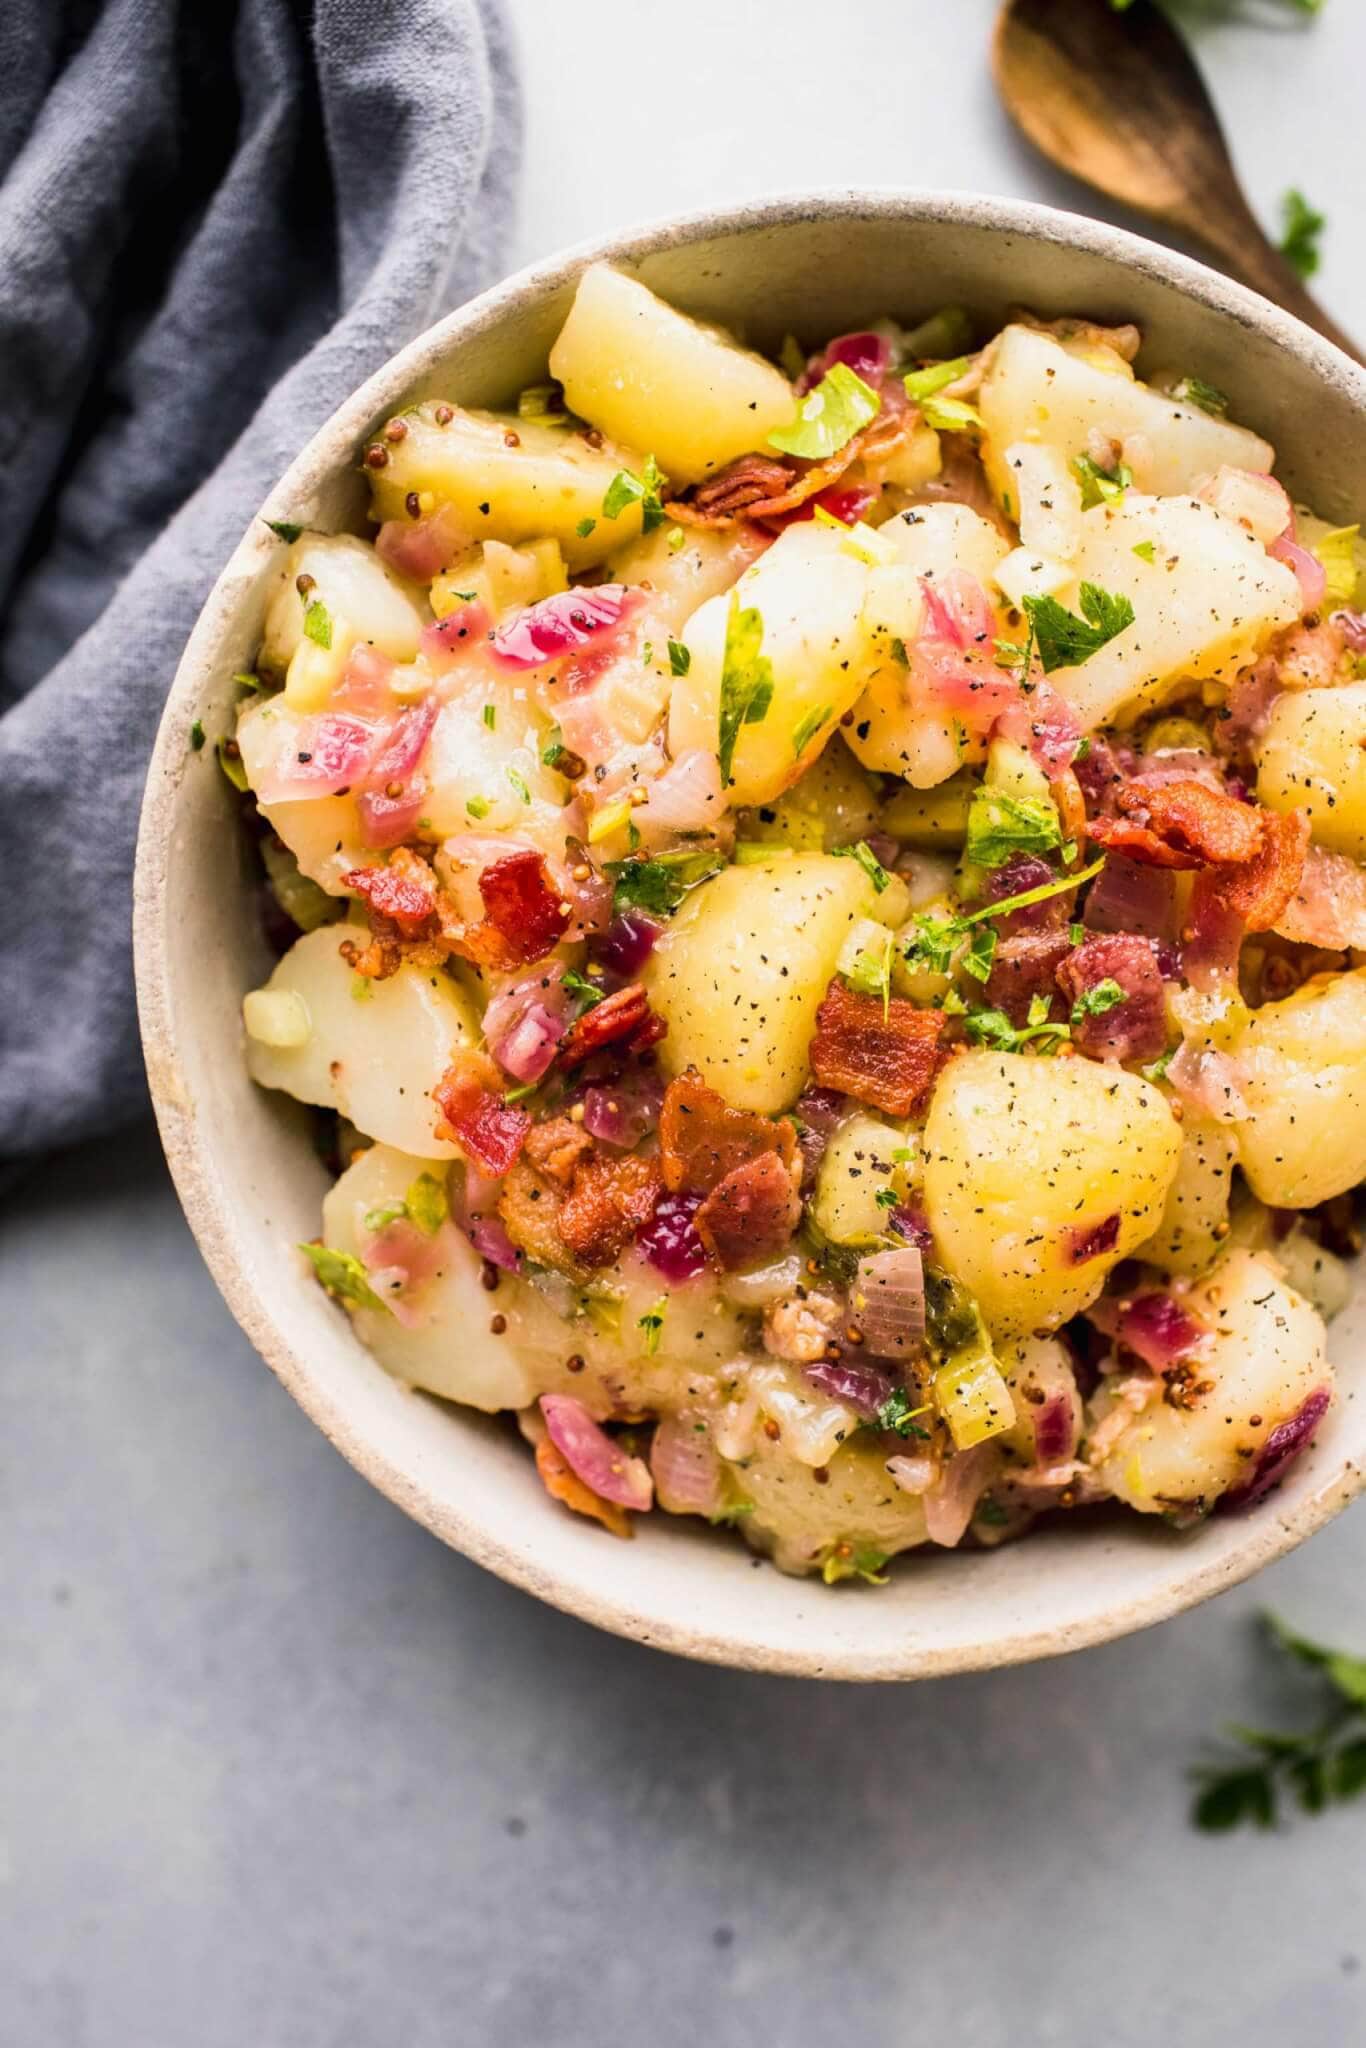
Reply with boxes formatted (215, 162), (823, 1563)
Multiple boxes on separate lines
(134, 186), (1366, 1680)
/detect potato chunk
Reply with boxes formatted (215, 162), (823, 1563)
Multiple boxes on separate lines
(643, 854), (877, 1114)
(235, 697), (369, 892)
(979, 324), (1274, 505)
(1257, 683), (1366, 859)
(1230, 968), (1366, 1208)
(737, 737), (881, 852)
(1137, 1116), (1238, 1278)
(606, 519), (766, 634)
(669, 522), (880, 806)
(548, 263), (794, 486)
(367, 403), (647, 570)
(1093, 1250), (1329, 1515)
(244, 927), (480, 1156)
(261, 533), (427, 712)
(921, 1051), (1182, 1337)
(1045, 494), (1299, 730)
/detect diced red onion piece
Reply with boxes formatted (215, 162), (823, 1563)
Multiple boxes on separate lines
(582, 1072), (665, 1150)
(798, 330), (890, 393)
(469, 1213), (521, 1272)
(1167, 1040), (1250, 1124)
(923, 1444), (997, 1548)
(593, 911), (661, 978)
(420, 601), (491, 663)
(539, 1394), (654, 1511)
(804, 1358), (895, 1417)
(375, 503), (469, 582)
(489, 586), (636, 671)
(1218, 1387), (1332, 1513)
(636, 1191), (708, 1280)
(852, 1247), (926, 1361)
(1033, 1391), (1078, 1467)
(649, 1413), (725, 1517)
(1270, 529), (1327, 613)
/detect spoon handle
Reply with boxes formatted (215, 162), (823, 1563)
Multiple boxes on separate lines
(1173, 187), (1362, 366)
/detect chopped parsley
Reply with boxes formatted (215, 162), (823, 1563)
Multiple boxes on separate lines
(831, 840), (891, 894)
(1142, 1048), (1175, 1084)
(265, 518), (303, 543)
(964, 787), (1063, 869)
(562, 967), (607, 1009)
(603, 454), (666, 531)
(845, 928), (894, 1014)
(963, 992), (1070, 1055)
(482, 703), (497, 730)
(961, 924), (998, 983)
(576, 517), (597, 537)
(901, 855), (1105, 979)
(1191, 1612), (1366, 1832)
(1072, 453), (1132, 509)
(405, 1172), (449, 1236)
(466, 795), (490, 819)
(1171, 375), (1230, 417)
(1070, 976), (1126, 1023)
(1023, 584), (1136, 673)
(299, 1242), (388, 1313)
(1132, 540), (1157, 563)
(903, 356), (983, 435)
(506, 767), (531, 804)
(768, 362), (881, 461)
(363, 1201), (407, 1234)
(875, 1386), (931, 1440)
(1279, 187), (1326, 280)
(667, 638), (691, 677)
(606, 848), (723, 915)
(820, 1542), (890, 1587)
(792, 703), (834, 758)
(302, 598), (333, 650)
(717, 595), (776, 785)
(217, 739), (249, 793)
(189, 719), (205, 752)
(540, 725), (565, 768)
(637, 1298), (668, 1356)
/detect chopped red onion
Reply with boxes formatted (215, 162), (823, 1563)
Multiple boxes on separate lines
(649, 1413), (725, 1517)
(582, 1070), (664, 1149)
(890, 1203), (933, 1254)
(852, 1248), (926, 1361)
(375, 503), (469, 582)
(419, 600), (491, 664)
(1066, 1213), (1121, 1266)
(635, 748), (727, 835)
(636, 1191), (708, 1280)
(804, 1357), (896, 1416)
(1033, 1391), (1078, 1467)
(593, 911), (661, 978)
(469, 1213), (521, 1272)
(539, 1394), (654, 1511)
(797, 330), (891, 394)
(1271, 529), (1327, 613)
(1218, 1387), (1332, 1513)
(1091, 1290), (1207, 1373)
(923, 1444), (997, 1548)
(489, 586), (637, 670)
(1167, 1040), (1250, 1123)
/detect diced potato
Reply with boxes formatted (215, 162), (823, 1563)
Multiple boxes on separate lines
(432, 537), (567, 620)
(1046, 494), (1299, 730)
(1257, 683), (1366, 859)
(811, 1113), (912, 1245)
(262, 533), (427, 673)
(921, 1051), (1182, 1337)
(244, 926), (480, 1156)
(738, 738), (881, 852)
(879, 773), (974, 849)
(669, 523), (880, 806)
(844, 504), (1011, 785)
(368, 403), (648, 571)
(606, 519), (766, 633)
(643, 853), (877, 1114)
(1003, 442), (1084, 559)
(548, 263), (794, 486)
(422, 690), (567, 842)
(994, 546), (1073, 611)
(867, 420), (943, 493)
(235, 697), (370, 892)
(1137, 1116), (1238, 1277)
(999, 1336), (1083, 1467)
(1230, 968), (1366, 1208)
(1093, 1249), (1329, 1515)
(322, 1144), (539, 1409)
(979, 325), (1275, 505)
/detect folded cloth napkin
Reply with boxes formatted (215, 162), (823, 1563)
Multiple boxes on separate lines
(0, 0), (520, 1171)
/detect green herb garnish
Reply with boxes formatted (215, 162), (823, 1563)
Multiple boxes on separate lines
(563, 967), (607, 1009)
(1280, 188), (1326, 280)
(821, 1543), (890, 1587)
(1023, 584), (1135, 673)
(603, 454), (666, 532)
(482, 703), (496, 730)
(831, 840), (891, 894)
(1070, 977), (1126, 1023)
(965, 788), (1063, 869)
(299, 1242), (388, 1313)
(405, 1172), (449, 1236)
(637, 1298), (668, 1356)
(667, 637), (691, 677)
(902, 356), (983, 434)
(506, 767), (531, 804)
(768, 362), (881, 461)
(717, 595), (776, 785)
(302, 599), (333, 650)
(1191, 1613), (1366, 1832)
(1171, 375), (1230, 417)
(466, 796), (490, 820)
(1132, 540), (1157, 563)
(606, 848), (724, 916)
(575, 517), (596, 538)
(189, 719), (205, 752)
(875, 1386), (931, 1440)
(265, 518), (303, 543)
(217, 739), (249, 793)
(1072, 453), (1133, 509)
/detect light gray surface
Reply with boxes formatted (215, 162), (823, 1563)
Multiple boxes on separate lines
(8, 0), (1366, 2040)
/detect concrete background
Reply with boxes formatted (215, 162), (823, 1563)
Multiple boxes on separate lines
(6, 2), (1366, 2042)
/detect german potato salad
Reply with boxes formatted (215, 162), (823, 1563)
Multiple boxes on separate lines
(230, 264), (1365, 1580)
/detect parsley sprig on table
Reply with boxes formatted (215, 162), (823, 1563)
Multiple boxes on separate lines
(1191, 1613), (1366, 1831)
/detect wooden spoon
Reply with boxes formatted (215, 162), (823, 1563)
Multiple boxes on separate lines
(993, 0), (1360, 362)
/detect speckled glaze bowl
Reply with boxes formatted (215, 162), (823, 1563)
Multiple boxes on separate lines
(134, 191), (1366, 1679)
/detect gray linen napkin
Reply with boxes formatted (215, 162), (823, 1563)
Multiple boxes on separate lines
(0, 0), (520, 1170)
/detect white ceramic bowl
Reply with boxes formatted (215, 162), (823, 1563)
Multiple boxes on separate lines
(134, 191), (1366, 1679)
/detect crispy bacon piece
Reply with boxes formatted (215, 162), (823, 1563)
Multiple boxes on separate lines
(1056, 933), (1169, 1063)
(557, 984), (663, 1067)
(1088, 777), (1265, 871)
(664, 406), (913, 530)
(667, 454), (794, 525)
(809, 982), (948, 1118)
(433, 1063), (530, 1177)
(523, 1115), (593, 1188)
(984, 931), (1073, 1028)
(343, 846), (440, 938)
(478, 849), (570, 967)
(534, 1436), (631, 1538)
(693, 1151), (802, 1270)
(658, 1070), (799, 1196)
(498, 1160), (576, 1273)
(558, 1152), (662, 1268)
(1200, 808), (1310, 932)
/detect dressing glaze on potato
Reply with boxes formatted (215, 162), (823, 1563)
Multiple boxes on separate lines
(231, 270), (1356, 1579)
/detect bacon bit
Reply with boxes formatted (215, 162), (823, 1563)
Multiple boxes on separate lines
(809, 982), (948, 1118)
(1201, 807), (1310, 932)
(433, 1063), (530, 1176)
(658, 1070), (800, 1196)
(1088, 777), (1265, 871)
(667, 454), (794, 525)
(557, 1151), (662, 1267)
(343, 847), (440, 938)
(557, 983), (663, 1067)
(534, 1436), (631, 1538)
(498, 1161), (577, 1273)
(693, 1151), (802, 1270)
(984, 931), (1073, 1028)
(664, 406), (914, 529)
(478, 849), (571, 966)
(523, 1115), (594, 1187)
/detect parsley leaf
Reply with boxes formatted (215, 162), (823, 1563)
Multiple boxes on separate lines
(1171, 375), (1230, 417)
(506, 767), (531, 804)
(961, 924), (998, 983)
(466, 796), (490, 820)
(963, 995), (1070, 1055)
(299, 1242), (388, 1313)
(575, 517), (596, 538)
(768, 362), (881, 461)
(831, 840), (891, 894)
(303, 598), (333, 650)
(1132, 540), (1157, 563)
(562, 967), (607, 1009)
(405, 1172), (449, 1236)
(717, 595), (776, 784)
(265, 518), (303, 544)
(845, 928), (894, 1014)
(964, 788), (1063, 869)
(1070, 976), (1127, 1023)
(1072, 453), (1132, 509)
(792, 702), (833, 758)
(668, 638), (691, 677)
(1023, 584), (1135, 673)
(603, 455), (666, 531)
(540, 725), (565, 768)
(1280, 187), (1326, 280)
(874, 1386), (931, 1439)
(606, 849), (723, 916)
(820, 1542), (890, 1587)
(637, 1298), (668, 1356)
(189, 719), (206, 752)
